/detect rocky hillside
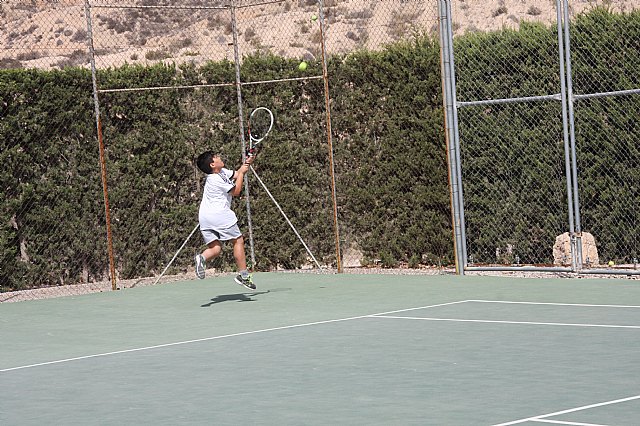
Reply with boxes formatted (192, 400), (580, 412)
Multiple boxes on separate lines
(1, 0), (637, 70)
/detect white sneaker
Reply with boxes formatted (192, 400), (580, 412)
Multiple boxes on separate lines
(194, 254), (206, 279)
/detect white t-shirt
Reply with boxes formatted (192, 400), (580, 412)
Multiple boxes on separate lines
(198, 168), (237, 229)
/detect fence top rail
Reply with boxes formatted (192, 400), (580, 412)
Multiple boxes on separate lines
(88, 3), (229, 10)
(88, 0), (286, 10)
(98, 76), (324, 94)
(99, 82), (235, 94)
(241, 75), (324, 86)
(236, 0), (286, 9)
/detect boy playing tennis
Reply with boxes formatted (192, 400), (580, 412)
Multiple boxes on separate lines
(194, 151), (255, 289)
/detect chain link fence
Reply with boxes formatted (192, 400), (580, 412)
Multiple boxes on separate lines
(447, 0), (640, 273)
(1, 0), (444, 302)
(1, 0), (107, 301)
(570, 6), (640, 269)
(3, 0), (640, 302)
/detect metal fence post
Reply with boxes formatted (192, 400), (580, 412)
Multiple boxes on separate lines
(438, 0), (466, 274)
(84, 0), (117, 290)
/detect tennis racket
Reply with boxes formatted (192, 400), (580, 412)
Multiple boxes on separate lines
(246, 107), (274, 157)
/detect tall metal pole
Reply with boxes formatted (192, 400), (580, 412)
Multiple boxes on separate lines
(84, 0), (117, 290)
(562, 0), (583, 269)
(556, 0), (578, 271)
(318, 0), (342, 272)
(438, 0), (465, 274)
(445, 0), (468, 272)
(230, 0), (256, 269)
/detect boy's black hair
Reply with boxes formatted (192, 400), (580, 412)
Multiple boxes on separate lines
(196, 151), (215, 174)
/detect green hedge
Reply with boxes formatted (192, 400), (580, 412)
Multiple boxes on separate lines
(0, 68), (104, 291)
(0, 36), (448, 291)
(2, 8), (639, 291)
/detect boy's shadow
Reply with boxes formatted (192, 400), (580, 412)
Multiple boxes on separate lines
(201, 288), (290, 307)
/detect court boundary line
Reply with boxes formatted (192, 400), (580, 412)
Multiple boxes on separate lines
(531, 420), (606, 425)
(372, 299), (640, 329)
(492, 394), (640, 425)
(0, 300), (469, 373)
(373, 315), (640, 329)
(469, 300), (640, 308)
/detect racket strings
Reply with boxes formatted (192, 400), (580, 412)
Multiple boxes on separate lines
(249, 113), (270, 141)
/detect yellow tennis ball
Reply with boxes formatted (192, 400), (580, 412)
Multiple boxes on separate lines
(298, 61), (308, 71)
(608, 260), (615, 267)
(311, 14), (318, 21)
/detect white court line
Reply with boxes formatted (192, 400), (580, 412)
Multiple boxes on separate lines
(374, 315), (640, 329)
(469, 300), (640, 309)
(370, 299), (470, 316)
(492, 394), (640, 426)
(0, 300), (468, 373)
(532, 419), (609, 426)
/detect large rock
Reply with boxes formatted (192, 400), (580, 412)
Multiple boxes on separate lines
(553, 232), (599, 266)
(342, 245), (364, 268)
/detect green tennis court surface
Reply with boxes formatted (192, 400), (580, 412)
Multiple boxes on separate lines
(1, 273), (639, 425)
